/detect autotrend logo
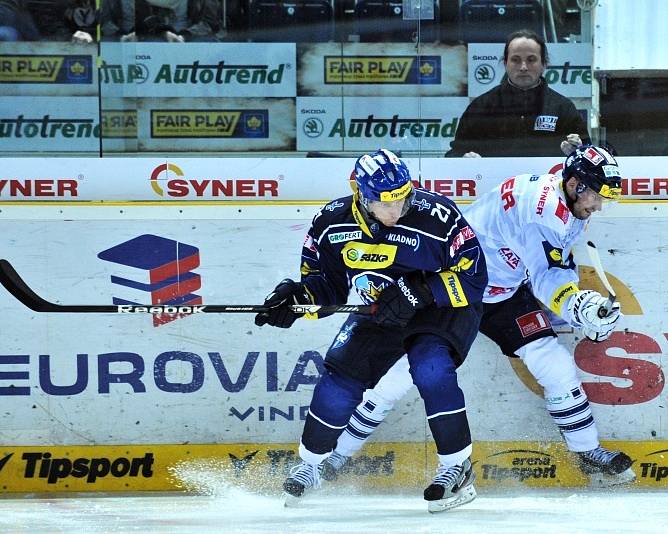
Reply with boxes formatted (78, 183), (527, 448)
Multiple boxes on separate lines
(98, 234), (202, 327)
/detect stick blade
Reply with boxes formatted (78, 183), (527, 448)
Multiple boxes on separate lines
(0, 259), (53, 311)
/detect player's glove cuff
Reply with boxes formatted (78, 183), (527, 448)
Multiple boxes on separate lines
(567, 289), (621, 342)
(254, 279), (311, 328)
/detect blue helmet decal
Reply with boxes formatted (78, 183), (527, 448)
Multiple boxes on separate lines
(354, 149), (413, 203)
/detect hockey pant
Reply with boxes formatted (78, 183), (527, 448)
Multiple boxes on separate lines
(300, 334), (472, 467)
(334, 336), (599, 458)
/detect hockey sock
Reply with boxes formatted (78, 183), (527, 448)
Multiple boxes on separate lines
(546, 385), (599, 452)
(335, 356), (413, 457)
(518, 337), (599, 452)
(335, 396), (395, 457)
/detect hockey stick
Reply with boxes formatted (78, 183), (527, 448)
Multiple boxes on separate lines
(585, 241), (617, 318)
(0, 259), (373, 315)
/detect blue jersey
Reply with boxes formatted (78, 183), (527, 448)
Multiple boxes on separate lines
(299, 188), (488, 311)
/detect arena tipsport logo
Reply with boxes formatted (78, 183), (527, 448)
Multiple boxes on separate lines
(97, 234), (203, 327)
(480, 449), (557, 483)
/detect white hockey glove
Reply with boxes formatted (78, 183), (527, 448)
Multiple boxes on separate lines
(567, 290), (621, 342)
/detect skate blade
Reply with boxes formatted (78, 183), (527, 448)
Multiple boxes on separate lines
(427, 484), (477, 514)
(283, 492), (303, 508)
(589, 467), (636, 488)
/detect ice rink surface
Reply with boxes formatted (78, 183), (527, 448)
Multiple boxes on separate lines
(1, 486), (666, 534)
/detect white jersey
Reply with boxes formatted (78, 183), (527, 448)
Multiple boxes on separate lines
(464, 173), (587, 321)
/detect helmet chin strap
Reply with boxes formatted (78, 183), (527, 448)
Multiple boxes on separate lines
(563, 177), (580, 212)
(354, 193), (381, 228)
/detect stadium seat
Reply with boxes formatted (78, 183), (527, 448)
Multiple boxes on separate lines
(354, 1), (440, 43)
(459, 0), (544, 42)
(248, 1), (335, 42)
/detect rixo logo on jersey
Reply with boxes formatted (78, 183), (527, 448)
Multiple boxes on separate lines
(149, 163), (279, 199)
(351, 272), (392, 304)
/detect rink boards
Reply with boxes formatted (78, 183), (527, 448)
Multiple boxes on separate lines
(0, 441), (667, 492)
(0, 157), (666, 493)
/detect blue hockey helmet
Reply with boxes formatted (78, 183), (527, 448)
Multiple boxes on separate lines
(353, 149), (413, 204)
(563, 145), (622, 200)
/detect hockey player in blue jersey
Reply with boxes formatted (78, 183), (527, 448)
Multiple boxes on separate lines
(320, 145), (635, 487)
(255, 149), (488, 512)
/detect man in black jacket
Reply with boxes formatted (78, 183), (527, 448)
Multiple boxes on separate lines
(446, 29), (589, 158)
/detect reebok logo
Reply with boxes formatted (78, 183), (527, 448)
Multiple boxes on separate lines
(117, 305), (205, 314)
(397, 278), (418, 306)
(0, 453), (13, 472)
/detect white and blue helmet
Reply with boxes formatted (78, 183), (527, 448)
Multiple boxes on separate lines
(353, 149), (413, 204)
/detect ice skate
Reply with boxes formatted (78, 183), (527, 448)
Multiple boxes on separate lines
(424, 458), (477, 513)
(578, 446), (635, 487)
(283, 461), (322, 507)
(320, 451), (350, 481)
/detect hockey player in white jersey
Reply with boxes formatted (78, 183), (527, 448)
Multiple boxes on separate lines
(321, 145), (635, 486)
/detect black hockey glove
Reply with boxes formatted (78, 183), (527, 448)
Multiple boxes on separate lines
(254, 279), (310, 329)
(372, 274), (434, 327)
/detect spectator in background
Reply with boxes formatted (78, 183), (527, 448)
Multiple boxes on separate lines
(0, 0), (96, 41)
(101, 0), (220, 42)
(446, 29), (589, 158)
(0, 0), (39, 40)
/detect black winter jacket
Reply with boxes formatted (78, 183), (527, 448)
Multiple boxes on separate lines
(446, 77), (589, 157)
